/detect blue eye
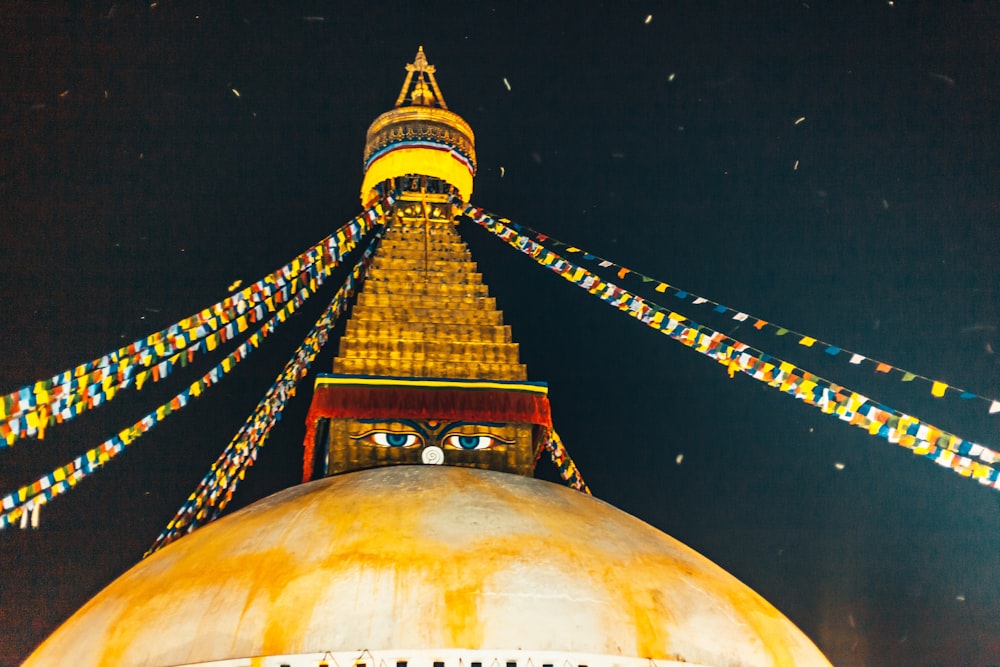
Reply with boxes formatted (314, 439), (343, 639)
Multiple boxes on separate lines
(444, 435), (495, 450)
(370, 433), (421, 447)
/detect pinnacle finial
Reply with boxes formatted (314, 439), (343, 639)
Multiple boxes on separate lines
(394, 46), (448, 109)
(413, 45), (429, 70)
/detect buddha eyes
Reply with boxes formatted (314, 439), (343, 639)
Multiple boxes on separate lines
(363, 433), (496, 449)
(351, 424), (511, 450)
(367, 432), (421, 448)
(443, 434), (496, 450)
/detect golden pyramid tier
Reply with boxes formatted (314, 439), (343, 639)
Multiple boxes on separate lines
(334, 212), (527, 381)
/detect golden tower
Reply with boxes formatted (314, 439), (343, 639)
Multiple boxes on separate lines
(304, 45), (547, 481)
(25, 48), (831, 667)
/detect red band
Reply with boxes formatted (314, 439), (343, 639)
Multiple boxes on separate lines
(302, 384), (552, 482)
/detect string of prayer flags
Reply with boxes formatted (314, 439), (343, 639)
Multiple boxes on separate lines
(465, 204), (1000, 492)
(0, 196), (395, 449)
(146, 229), (384, 554)
(478, 210), (1000, 416)
(0, 269), (316, 446)
(0, 210), (392, 530)
(542, 428), (590, 494)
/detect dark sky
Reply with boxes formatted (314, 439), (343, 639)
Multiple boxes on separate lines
(2, 2), (999, 665)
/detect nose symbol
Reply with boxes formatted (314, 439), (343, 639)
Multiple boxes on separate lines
(421, 446), (444, 465)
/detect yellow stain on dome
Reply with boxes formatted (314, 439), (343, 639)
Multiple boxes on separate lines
(28, 468), (831, 666)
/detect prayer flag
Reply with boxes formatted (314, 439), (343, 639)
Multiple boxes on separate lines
(931, 381), (947, 397)
(876, 362), (891, 373)
(798, 336), (816, 347)
(655, 282), (668, 293)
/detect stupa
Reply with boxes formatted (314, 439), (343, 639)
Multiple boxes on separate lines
(25, 48), (831, 667)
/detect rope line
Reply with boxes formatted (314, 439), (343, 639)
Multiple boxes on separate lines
(486, 216), (1000, 415)
(146, 226), (386, 554)
(1, 285), (298, 529)
(0, 201), (393, 446)
(465, 204), (1000, 491)
(543, 428), (590, 494)
(0, 198), (396, 529)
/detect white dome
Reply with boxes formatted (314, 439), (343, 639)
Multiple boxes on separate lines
(27, 466), (830, 667)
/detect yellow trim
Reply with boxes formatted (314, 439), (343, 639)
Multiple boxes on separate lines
(315, 375), (548, 395)
(361, 146), (474, 205)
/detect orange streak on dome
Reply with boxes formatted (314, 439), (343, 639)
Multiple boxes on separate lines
(28, 468), (829, 666)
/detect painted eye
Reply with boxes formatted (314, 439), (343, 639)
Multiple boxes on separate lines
(443, 435), (496, 450)
(369, 432), (421, 448)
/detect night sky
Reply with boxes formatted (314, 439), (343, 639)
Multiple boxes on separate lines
(2, 2), (999, 665)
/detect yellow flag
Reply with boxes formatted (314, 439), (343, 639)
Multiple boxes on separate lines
(931, 381), (948, 397)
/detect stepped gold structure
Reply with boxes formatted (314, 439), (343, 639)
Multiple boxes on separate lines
(26, 48), (832, 667)
(335, 217), (524, 381)
(311, 208), (546, 478)
(302, 46), (549, 482)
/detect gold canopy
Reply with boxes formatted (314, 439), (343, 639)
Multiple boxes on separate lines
(360, 47), (477, 205)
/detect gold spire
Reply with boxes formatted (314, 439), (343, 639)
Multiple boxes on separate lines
(394, 46), (448, 109)
(304, 48), (543, 480)
(360, 47), (476, 205)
